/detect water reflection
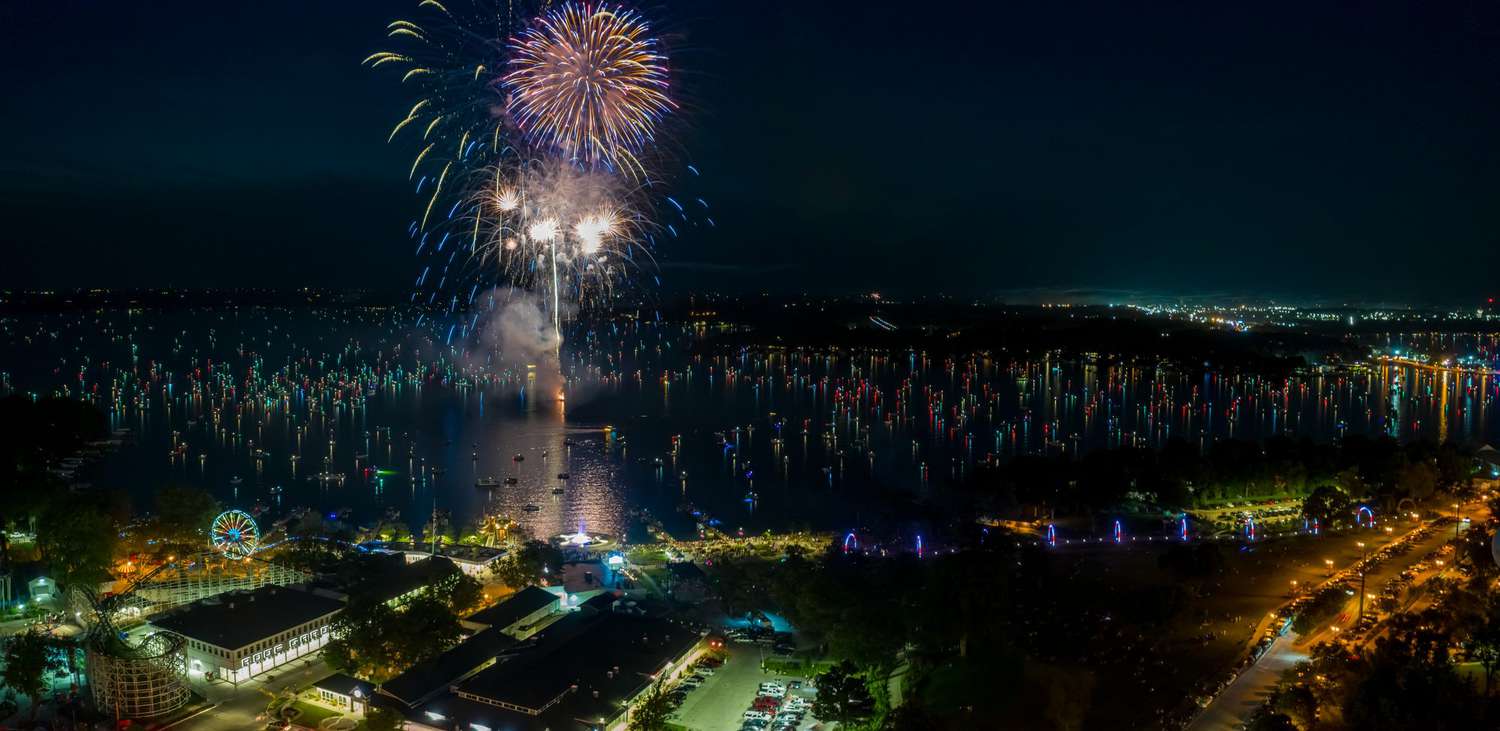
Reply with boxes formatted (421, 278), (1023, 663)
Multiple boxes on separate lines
(3, 309), (1500, 539)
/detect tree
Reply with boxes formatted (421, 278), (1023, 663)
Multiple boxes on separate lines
(495, 540), (564, 589)
(1034, 663), (1093, 731)
(323, 599), (400, 680)
(323, 594), (461, 682)
(0, 398), (107, 558)
(37, 495), (116, 591)
(1343, 615), (1483, 729)
(1458, 524), (1499, 582)
(880, 701), (945, 730)
(1269, 683), (1318, 728)
(394, 593), (464, 665)
(1, 630), (62, 719)
(813, 660), (876, 726)
(1246, 712), (1297, 731)
(447, 571), (483, 615)
(710, 557), (774, 616)
(1469, 594), (1500, 696)
(153, 486), (220, 554)
(1293, 591), (1346, 636)
(1395, 463), (1438, 503)
(628, 679), (672, 731)
(1434, 443), (1473, 491)
(279, 536), (358, 575)
(1302, 484), (1351, 529)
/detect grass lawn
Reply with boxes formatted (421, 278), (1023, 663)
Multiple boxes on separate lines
(1040, 519), (1439, 727)
(288, 700), (344, 728)
(640, 565), (670, 581)
(626, 545), (668, 564)
(762, 656), (836, 676)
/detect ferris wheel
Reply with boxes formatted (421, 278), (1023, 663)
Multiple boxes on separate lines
(210, 510), (260, 560)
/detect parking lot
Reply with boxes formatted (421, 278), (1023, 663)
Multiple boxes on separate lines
(669, 642), (819, 731)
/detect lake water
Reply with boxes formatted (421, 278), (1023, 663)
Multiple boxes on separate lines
(3, 309), (1498, 541)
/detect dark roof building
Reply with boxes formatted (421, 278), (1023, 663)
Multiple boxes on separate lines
(149, 585), (344, 652)
(313, 672), (378, 714)
(367, 555), (461, 606)
(465, 587), (559, 637)
(313, 672), (377, 702)
(381, 587), (564, 708)
(405, 609), (703, 731)
(370, 542), (506, 578)
(379, 627), (517, 708)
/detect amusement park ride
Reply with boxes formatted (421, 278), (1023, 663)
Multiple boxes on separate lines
(209, 509), (261, 560)
(74, 509), (305, 720)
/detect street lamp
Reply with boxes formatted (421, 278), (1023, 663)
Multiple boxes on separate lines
(1453, 502), (1462, 540)
(1324, 558), (1334, 576)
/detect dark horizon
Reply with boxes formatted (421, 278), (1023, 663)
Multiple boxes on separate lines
(4, 1), (1500, 304)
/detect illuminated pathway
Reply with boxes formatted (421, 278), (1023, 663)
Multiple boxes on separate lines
(1187, 630), (1308, 731)
(1186, 502), (1487, 731)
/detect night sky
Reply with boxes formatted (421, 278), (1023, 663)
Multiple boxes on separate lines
(5, 1), (1500, 302)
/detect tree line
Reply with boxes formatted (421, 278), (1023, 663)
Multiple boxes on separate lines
(970, 435), (1474, 516)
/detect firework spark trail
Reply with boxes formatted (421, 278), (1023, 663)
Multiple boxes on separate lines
(504, 2), (675, 175)
(368, 0), (688, 353)
(464, 158), (655, 327)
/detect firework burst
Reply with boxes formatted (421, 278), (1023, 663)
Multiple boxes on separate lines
(465, 157), (653, 331)
(368, 0), (694, 349)
(364, 0), (543, 232)
(504, 2), (675, 175)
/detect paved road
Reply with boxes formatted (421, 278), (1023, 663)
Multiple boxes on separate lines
(1187, 510), (1479, 731)
(1188, 630), (1308, 731)
(173, 655), (333, 731)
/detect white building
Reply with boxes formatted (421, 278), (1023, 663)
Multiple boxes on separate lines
(149, 585), (344, 684)
(379, 543), (506, 578)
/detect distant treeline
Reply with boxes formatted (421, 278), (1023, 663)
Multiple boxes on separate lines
(0, 288), (396, 312)
(680, 301), (1354, 372)
(969, 435), (1474, 518)
(0, 395), (108, 489)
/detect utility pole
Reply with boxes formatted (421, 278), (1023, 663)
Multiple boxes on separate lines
(1356, 541), (1367, 624)
(430, 496), (439, 556)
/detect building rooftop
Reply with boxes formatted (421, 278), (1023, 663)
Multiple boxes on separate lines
(380, 627), (517, 708)
(150, 585), (344, 651)
(412, 612), (701, 730)
(366, 555), (459, 604)
(465, 587), (558, 633)
(455, 611), (700, 714)
(313, 672), (376, 701)
(375, 542), (506, 565)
